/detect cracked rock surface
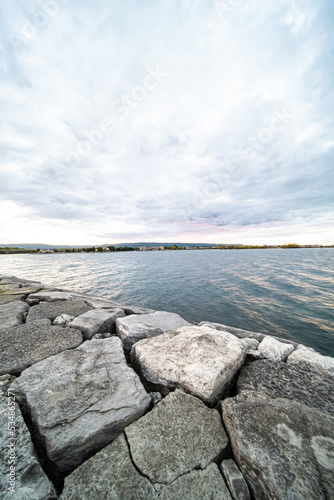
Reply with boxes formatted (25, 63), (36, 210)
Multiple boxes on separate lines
(124, 389), (229, 484)
(10, 338), (151, 474)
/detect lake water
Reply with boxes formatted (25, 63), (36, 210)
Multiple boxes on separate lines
(1, 248), (333, 356)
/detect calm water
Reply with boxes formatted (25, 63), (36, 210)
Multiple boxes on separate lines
(1, 249), (333, 356)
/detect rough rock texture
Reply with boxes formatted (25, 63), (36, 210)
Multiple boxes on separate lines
(0, 301), (29, 332)
(0, 319), (83, 375)
(256, 336), (295, 361)
(116, 310), (190, 351)
(223, 393), (334, 500)
(53, 314), (74, 326)
(0, 397), (57, 500)
(159, 463), (232, 500)
(11, 338), (150, 474)
(60, 434), (157, 500)
(0, 277), (45, 304)
(237, 360), (334, 413)
(27, 291), (75, 303)
(125, 389), (229, 484)
(69, 308), (125, 339)
(0, 374), (15, 396)
(26, 299), (91, 323)
(131, 325), (246, 404)
(220, 459), (250, 500)
(287, 345), (334, 377)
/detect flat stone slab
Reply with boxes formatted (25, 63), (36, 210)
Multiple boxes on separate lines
(0, 301), (29, 332)
(70, 293), (123, 309)
(11, 338), (150, 474)
(116, 310), (190, 351)
(131, 325), (246, 404)
(159, 463), (232, 500)
(27, 291), (75, 303)
(0, 319), (83, 375)
(256, 336), (295, 361)
(222, 393), (334, 500)
(237, 360), (334, 413)
(0, 397), (57, 500)
(220, 459), (250, 500)
(125, 389), (229, 484)
(287, 345), (334, 377)
(60, 433), (157, 500)
(26, 299), (92, 323)
(69, 308), (125, 339)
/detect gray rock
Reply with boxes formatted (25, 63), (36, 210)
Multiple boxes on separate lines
(125, 389), (229, 484)
(239, 338), (259, 351)
(60, 433), (157, 500)
(237, 360), (334, 413)
(0, 288), (38, 304)
(69, 308), (125, 339)
(0, 397), (57, 500)
(222, 393), (334, 500)
(220, 459), (250, 500)
(0, 301), (29, 332)
(26, 299), (91, 323)
(287, 345), (334, 377)
(27, 291), (75, 302)
(71, 294), (123, 309)
(198, 321), (262, 340)
(122, 305), (156, 315)
(131, 325), (246, 405)
(53, 314), (74, 326)
(116, 310), (190, 352)
(0, 374), (15, 397)
(159, 463), (232, 500)
(150, 392), (162, 407)
(0, 319), (83, 375)
(199, 322), (299, 347)
(257, 336), (295, 361)
(11, 338), (150, 474)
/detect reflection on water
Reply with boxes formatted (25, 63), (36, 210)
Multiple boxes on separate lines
(0, 248), (333, 356)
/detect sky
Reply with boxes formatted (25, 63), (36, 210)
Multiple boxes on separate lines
(0, 0), (333, 246)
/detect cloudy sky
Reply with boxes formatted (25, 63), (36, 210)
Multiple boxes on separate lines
(0, 0), (333, 245)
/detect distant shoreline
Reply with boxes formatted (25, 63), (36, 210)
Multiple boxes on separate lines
(1, 244), (333, 255)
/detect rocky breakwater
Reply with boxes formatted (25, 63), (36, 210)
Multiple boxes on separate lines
(0, 275), (333, 500)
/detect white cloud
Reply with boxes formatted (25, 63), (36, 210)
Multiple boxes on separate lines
(0, 0), (333, 245)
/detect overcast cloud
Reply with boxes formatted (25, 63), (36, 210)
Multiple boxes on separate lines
(0, 0), (333, 245)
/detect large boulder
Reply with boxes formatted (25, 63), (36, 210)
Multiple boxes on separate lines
(0, 397), (57, 499)
(68, 308), (125, 339)
(26, 299), (92, 323)
(10, 338), (150, 474)
(237, 360), (334, 413)
(0, 319), (83, 375)
(60, 434), (157, 500)
(0, 301), (29, 332)
(222, 393), (334, 500)
(116, 310), (190, 352)
(131, 325), (246, 404)
(287, 345), (334, 377)
(124, 389), (229, 484)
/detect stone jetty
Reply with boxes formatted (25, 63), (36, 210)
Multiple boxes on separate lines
(0, 275), (333, 499)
